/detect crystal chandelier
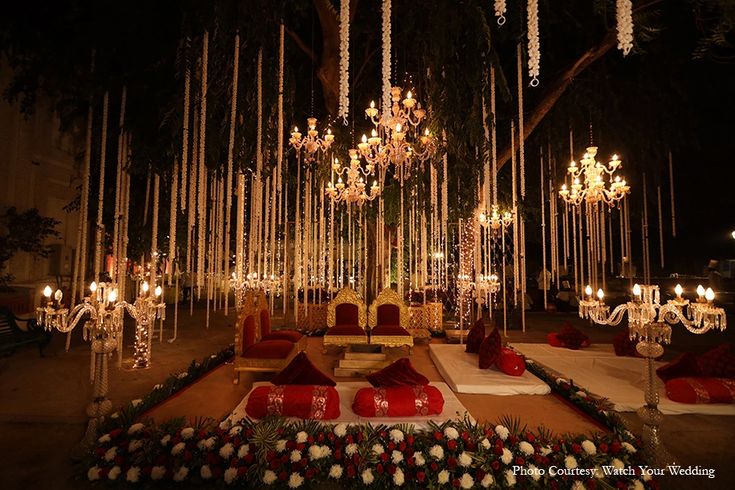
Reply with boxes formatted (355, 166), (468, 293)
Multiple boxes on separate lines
(358, 87), (436, 178)
(478, 205), (513, 231)
(289, 117), (335, 162)
(558, 146), (630, 206)
(325, 151), (381, 206)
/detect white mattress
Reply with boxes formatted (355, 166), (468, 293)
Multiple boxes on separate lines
(428, 344), (551, 395)
(226, 381), (472, 429)
(512, 343), (735, 416)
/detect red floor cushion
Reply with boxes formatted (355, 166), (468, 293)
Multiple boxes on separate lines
(325, 324), (365, 336)
(697, 344), (735, 378)
(479, 328), (502, 369)
(665, 377), (735, 404)
(465, 318), (485, 354)
(371, 325), (411, 336)
(335, 303), (360, 326)
(547, 332), (564, 348)
(557, 323), (590, 350)
(271, 352), (336, 386)
(262, 330), (304, 343)
(612, 328), (639, 357)
(377, 304), (401, 326)
(352, 385), (444, 417)
(367, 358), (429, 387)
(657, 352), (702, 382)
(242, 340), (294, 359)
(246, 385), (340, 419)
(497, 348), (526, 376)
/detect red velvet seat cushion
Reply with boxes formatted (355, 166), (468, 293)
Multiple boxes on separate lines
(246, 385), (340, 419)
(335, 303), (359, 326)
(656, 352), (702, 382)
(262, 330), (304, 343)
(352, 385), (444, 417)
(260, 309), (271, 337)
(555, 323), (591, 350)
(366, 358), (429, 387)
(325, 324), (365, 336)
(241, 315), (257, 351)
(547, 332), (564, 348)
(371, 325), (411, 336)
(613, 328), (638, 357)
(271, 352), (336, 386)
(665, 377), (735, 404)
(479, 328), (502, 369)
(377, 304), (401, 326)
(242, 340), (294, 359)
(497, 348), (526, 376)
(697, 344), (735, 378)
(465, 318), (485, 354)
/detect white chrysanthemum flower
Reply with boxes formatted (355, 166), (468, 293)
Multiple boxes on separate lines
(171, 442), (185, 456)
(540, 445), (552, 456)
(642, 472), (652, 482)
(219, 442), (234, 459)
(389, 428), (404, 443)
(459, 451), (472, 467)
(407, 451), (422, 466)
(108, 466), (121, 481)
(528, 464), (541, 481)
(429, 444), (445, 460)
(110, 412), (119, 419)
(631, 479), (645, 490)
(329, 464), (343, 479)
(622, 442), (637, 453)
(495, 425), (510, 440)
(219, 420), (231, 430)
(263, 470), (277, 484)
(481, 473), (495, 488)
(571, 481), (585, 490)
(501, 448), (513, 465)
(238, 444), (249, 459)
(229, 426), (242, 436)
(181, 427), (194, 440)
(581, 440), (596, 455)
(345, 443), (358, 456)
(160, 434), (171, 447)
(276, 440), (287, 452)
(309, 445), (324, 460)
(131, 399), (143, 408)
(296, 431), (308, 444)
(98, 434), (111, 444)
(393, 467), (405, 486)
(333, 423), (348, 437)
(224, 467), (238, 484)
(594, 466), (604, 479)
(200, 465), (212, 479)
(612, 458), (625, 470)
(104, 447), (117, 462)
(204, 437), (216, 450)
(505, 469), (516, 486)
(392, 450), (404, 464)
(288, 472), (304, 488)
(128, 422), (145, 435)
(177, 372), (188, 379)
(151, 466), (166, 481)
(128, 439), (143, 453)
(460, 473), (474, 489)
(481, 438), (490, 450)
(320, 445), (332, 458)
(519, 441), (534, 456)
(565, 455), (578, 469)
(87, 466), (100, 481)
(437, 470), (450, 484)
(173, 466), (188, 482)
(444, 427), (459, 440)
(372, 443), (384, 455)
(361, 468), (374, 485)
(290, 450), (302, 463)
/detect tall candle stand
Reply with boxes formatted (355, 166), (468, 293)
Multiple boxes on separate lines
(115, 281), (166, 369)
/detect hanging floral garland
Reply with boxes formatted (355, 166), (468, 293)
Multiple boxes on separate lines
(494, 0), (506, 26)
(381, 0), (392, 121)
(527, 0), (540, 87)
(616, 0), (633, 56)
(338, 0), (350, 122)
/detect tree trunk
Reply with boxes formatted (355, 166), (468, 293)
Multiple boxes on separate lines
(313, 0), (341, 116)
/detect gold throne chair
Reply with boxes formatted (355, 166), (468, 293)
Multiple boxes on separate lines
(323, 288), (368, 351)
(368, 288), (414, 351)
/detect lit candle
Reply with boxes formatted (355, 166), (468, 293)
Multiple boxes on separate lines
(674, 284), (683, 300)
(696, 284), (705, 302)
(585, 285), (593, 299)
(705, 287), (715, 303)
(141, 281), (150, 296)
(154, 285), (162, 298)
(107, 289), (117, 304)
(54, 289), (63, 305)
(633, 283), (641, 301)
(43, 285), (52, 300)
(596, 288), (604, 303)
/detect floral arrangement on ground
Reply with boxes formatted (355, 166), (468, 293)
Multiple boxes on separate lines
(86, 415), (658, 489)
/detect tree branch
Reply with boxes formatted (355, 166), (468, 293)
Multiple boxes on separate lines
(284, 25), (317, 63)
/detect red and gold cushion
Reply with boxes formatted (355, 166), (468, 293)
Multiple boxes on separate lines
(241, 315), (257, 351)
(335, 303), (359, 326)
(479, 328), (502, 369)
(697, 344), (735, 378)
(366, 358), (429, 387)
(465, 318), (485, 354)
(259, 309), (271, 338)
(555, 323), (591, 350)
(246, 385), (341, 419)
(497, 348), (526, 376)
(271, 352), (336, 387)
(656, 352), (701, 382)
(352, 385), (444, 417)
(263, 330), (304, 344)
(613, 328), (638, 357)
(242, 340), (294, 359)
(665, 377), (735, 404)
(377, 304), (401, 327)
(325, 324), (366, 336)
(371, 325), (411, 336)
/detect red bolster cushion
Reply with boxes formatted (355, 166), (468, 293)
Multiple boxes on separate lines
(656, 352), (702, 382)
(246, 385), (340, 419)
(665, 377), (735, 404)
(479, 328), (502, 369)
(352, 385), (444, 417)
(366, 358), (429, 387)
(697, 344), (735, 378)
(497, 348), (526, 376)
(465, 318), (485, 354)
(272, 352), (336, 387)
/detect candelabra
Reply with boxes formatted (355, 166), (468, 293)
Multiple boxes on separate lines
(36, 282), (123, 446)
(558, 146), (630, 207)
(325, 151), (381, 206)
(579, 282), (726, 467)
(289, 117), (335, 162)
(478, 205), (514, 231)
(114, 281), (165, 369)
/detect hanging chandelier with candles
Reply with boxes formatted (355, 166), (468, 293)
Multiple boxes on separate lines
(478, 204), (514, 231)
(558, 146), (630, 207)
(325, 151), (381, 206)
(289, 117), (335, 162)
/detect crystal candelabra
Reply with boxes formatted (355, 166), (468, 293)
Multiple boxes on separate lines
(289, 117), (334, 162)
(230, 273), (282, 311)
(558, 146), (630, 207)
(358, 87), (436, 178)
(579, 282), (727, 467)
(325, 151), (381, 206)
(36, 282), (123, 445)
(478, 205), (514, 231)
(114, 281), (165, 369)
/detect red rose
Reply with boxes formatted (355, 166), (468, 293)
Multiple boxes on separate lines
(198, 430), (207, 439)
(387, 442), (396, 451)
(306, 468), (316, 479)
(610, 442), (621, 454)
(587, 479), (597, 489)
(515, 457), (525, 466)
(114, 456), (125, 466)
(245, 429), (254, 437)
(616, 481), (627, 489)
(281, 455), (289, 464)
(447, 457), (457, 468)
(452, 478), (461, 487)
(447, 440), (458, 451)
(109, 429), (123, 439)
(278, 471), (287, 481)
(399, 442), (406, 452)
(244, 453), (254, 464)
(434, 431), (443, 441)
(467, 441), (477, 451)
(296, 443), (305, 451)
(508, 435), (518, 445)
(269, 460), (280, 470)
(572, 443), (581, 454)
(552, 444), (561, 452)
(300, 458), (308, 468)
(334, 449), (342, 460)
(380, 430), (387, 438)
(407, 435), (415, 446)
(307, 436), (314, 444)
(494, 447), (504, 456)
(461, 431), (470, 441)
(286, 441), (296, 450)
(387, 464), (396, 475)
(266, 450), (277, 461)
(475, 468), (486, 480)
(491, 460), (500, 471)
(237, 466), (247, 477)
(431, 462), (439, 472)
(495, 439), (504, 448)
(318, 433), (325, 442)
(376, 463), (384, 475)
(599, 443), (608, 453)
(357, 433), (364, 442)
(380, 452), (389, 463)
(347, 465), (356, 477)
(183, 450), (193, 462)
(526, 433), (535, 443)
(353, 454), (360, 465)
(417, 471), (426, 482)
(346, 435), (354, 444)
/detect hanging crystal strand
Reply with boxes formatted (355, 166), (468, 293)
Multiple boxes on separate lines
(381, 0), (392, 121)
(527, 0), (540, 86)
(121, 135), (132, 300)
(608, 206), (615, 275)
(658, 185), (665, 270)
(224, 31), (239, 315)
(339, 210), (344, 287)
(578, 206), (585, 291)
(563, 197), (569, 278)
(93, 91), (109, 283)
(263, 175), (271, 282)
(616, 0), (634, 56)
(398, 166), (404, 297)
(501, 225), (507, 336)
(442, 134), (449, 288)
(277, 23), (285, 308)
(271, 172), (278, 291)
(111, 87), (126, 285)
(550, 179), (559, 286)
(600, 204), (607, 290)
(293, 157), (301, 324)
(520, 216), (527, 332)
(540, 148), (547, 307)
(624, 196), (633, 290)
(643, 173), (650, 283)
(205, 178), (214, 328)
(168, 164), (178, 286)
(669, 151), (676, 237)
(511, 120), (519, 306)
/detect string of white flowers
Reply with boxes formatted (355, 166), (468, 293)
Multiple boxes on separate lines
(94, 91), (109, 282)
(339, 0), (350, 122)
(181, 46), (190, 212)
(197, 31), (209, 295)
(151, 173), (160, 289)
(112, 87), (126, 284)
(381, 0), (392, 121)
(224, 31), (239, 312)
(494, 0), (507, 26)
(168, 158), (178, 287)
(490, 66), (498, 205)
(277, 23), (284, 290)
(255, 47), (263, 277)
(517, 44), (526, 199)
(527, 0), (540, 86)
(616, 0), (633, 56)
(187, 106), (198, 282)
